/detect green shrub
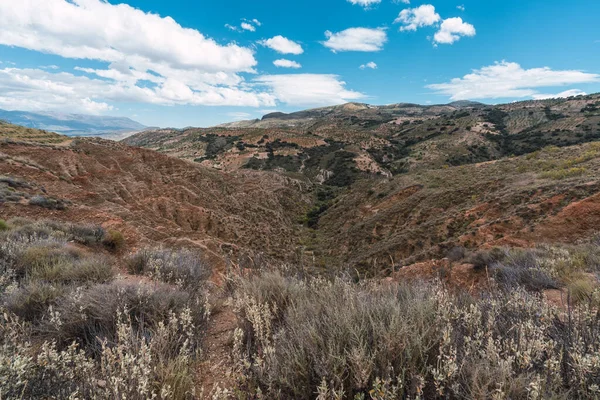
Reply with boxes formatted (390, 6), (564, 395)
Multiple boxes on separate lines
(15, 243), (114, 284)
(103, 229), (125, 252)
(567, 275), (596, 303)
(540, 166), (586, 180)
(0, 219), (8, 231)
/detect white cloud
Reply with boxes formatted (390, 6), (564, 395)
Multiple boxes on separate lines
(532, 89), (587, 100)
(0, 66), (277, 114)
(0, 0), (370, 112)
(241, 22), (256, 32)
(273, 59), (302, 69)
(347, 0), (381, 9)
(360, 62), (378, 69)
(427, 61), (600, 100)
(259, 36), (304, 55)
(322, 28), (387, 52)
(433, 17), (475, 44)
(255, 74), (365, 106)
(457, 5), (465, 11)
(0, 0), (256, 73)
(0, 0), (280, 112)
(227, 19), (261, 33)
(394, 5), (440, 31)
(227, 112), (252, 120)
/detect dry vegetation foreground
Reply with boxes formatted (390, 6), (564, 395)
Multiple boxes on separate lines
(2, 217), (600, 399)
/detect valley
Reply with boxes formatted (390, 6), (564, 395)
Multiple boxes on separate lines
(3, 93), (600, 399)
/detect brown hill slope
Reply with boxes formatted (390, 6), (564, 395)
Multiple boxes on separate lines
(310, 142), (600, 274)
(0, 128), (310, 268)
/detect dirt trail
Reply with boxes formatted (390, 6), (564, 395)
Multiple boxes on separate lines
(197, 303), (239, 398)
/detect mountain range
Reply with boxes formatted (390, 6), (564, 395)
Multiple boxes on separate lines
(0, 108), (148, 138)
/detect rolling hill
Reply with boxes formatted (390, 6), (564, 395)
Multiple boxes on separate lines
(124, 94), (600, 180)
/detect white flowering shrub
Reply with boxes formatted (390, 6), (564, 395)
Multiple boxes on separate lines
(0, 219), (211, 399)
(234, 271), (600, 399)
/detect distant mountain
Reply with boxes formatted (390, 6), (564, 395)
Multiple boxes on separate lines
(0, 109), (148, 138)
(125, 94), (600, 178)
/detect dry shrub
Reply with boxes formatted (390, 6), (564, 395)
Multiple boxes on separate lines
(0, 301), (203, 399)
(126, 248), (211, 292)
(15, 243), (114, 284)
(234, 271), (600, 399)
(0, 219), (210, 399)
(38, 281), (207, 353)
(2, 219), (107, 247)
(29, 195), (68, 210)
(3, 281), (67, 321)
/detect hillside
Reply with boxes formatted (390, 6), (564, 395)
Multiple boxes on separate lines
(0, 122), (310, 268)
(314, 141), (600, 273)
(124, 94), (600, 182)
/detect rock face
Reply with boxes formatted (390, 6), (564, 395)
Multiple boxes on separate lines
(0, 135), (311, 269)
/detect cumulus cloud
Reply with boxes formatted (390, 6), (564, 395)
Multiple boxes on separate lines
(273, 59), (302, 69)
(259, 36), (304, 55)
(394, 5), (440, 31)
(360, 62), (378, 69)
(0, 0), (369, 112)
(433, 17), (475, 44)
(347, 0), (381, 9)
(0, 66), (277, 114)
(532, 89), (587, 100)
(395, 4), (475, 44)
(427, 61), (600, 100)
(255, 74), (365, 106)
(240, 22), (256, 32)
(0, 0), (282, 111)
(322, 28), (387, 52)
(457, 5), (465, 11)
(0, 0), (256, 73)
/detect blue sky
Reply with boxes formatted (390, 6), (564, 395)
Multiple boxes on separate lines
(0, 0), (598, 128)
